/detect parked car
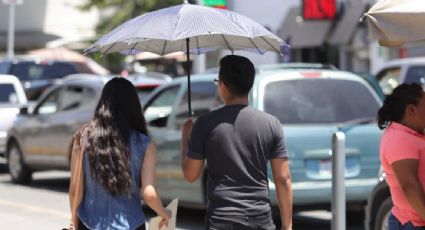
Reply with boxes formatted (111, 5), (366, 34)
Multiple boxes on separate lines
(364, 168), (391, 230)
(5, 74), (108, 183)
(0, 74), (27, 157)
(375, 57), (425, 95)
(126, 72), (172, 105)
(204, 62), (337, 74)
(5, 73), (166, 183)
(0, 58), (105, 101)
(142, 69), (383, 212)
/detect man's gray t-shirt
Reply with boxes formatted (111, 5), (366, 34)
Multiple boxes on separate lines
(187, 104), (288, 216)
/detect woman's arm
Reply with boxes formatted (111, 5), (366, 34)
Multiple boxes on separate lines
(392, 159), (425, 220)
(141, 141), (171, 220)
(69, 130), (85, 230)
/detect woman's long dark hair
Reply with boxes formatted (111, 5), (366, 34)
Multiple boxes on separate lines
(85, 77), (148, 195)
(377, 83), (423, 130)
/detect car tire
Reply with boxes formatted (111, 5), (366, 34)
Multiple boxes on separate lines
(7, 142), (32, 184)
(374, 197), (392, 230)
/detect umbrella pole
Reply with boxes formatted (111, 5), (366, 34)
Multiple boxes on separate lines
(186, 38), (192, 117)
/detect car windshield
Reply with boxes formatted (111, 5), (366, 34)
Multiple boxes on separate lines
(405, 66), (425, 85)
(9, 62), (76, 81)
(0, 83), (17, 104)
(263, 78), (380, 124)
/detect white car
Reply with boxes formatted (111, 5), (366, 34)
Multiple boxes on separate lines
(375, 57), (425, 95)
(0, 75), (27, 156)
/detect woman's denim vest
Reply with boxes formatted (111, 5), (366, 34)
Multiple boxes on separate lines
(78, 131), (149, 230)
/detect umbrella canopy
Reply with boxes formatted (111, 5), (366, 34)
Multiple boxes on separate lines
(86, 0), (289, 115)
(364, 0), (425, 47)
(86, 1), (288, 55)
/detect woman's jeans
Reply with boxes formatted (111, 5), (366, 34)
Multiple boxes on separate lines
(389, 213), (425, 230)
(78, 220), (146, 230)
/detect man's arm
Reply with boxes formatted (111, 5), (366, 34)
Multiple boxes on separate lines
(271, 157), (293, 230)
(181, 118), (204, 182)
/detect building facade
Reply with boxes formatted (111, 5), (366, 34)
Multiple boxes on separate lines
(0, 0), (99, 53)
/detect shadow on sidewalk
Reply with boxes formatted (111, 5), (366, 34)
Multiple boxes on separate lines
(0, 170), (70, 194)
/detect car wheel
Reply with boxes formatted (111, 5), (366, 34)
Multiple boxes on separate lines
(374, 197), (392, 230)
(7, 142), (32, 184)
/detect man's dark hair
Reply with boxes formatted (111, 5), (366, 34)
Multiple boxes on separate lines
(219, 55), (255, 97)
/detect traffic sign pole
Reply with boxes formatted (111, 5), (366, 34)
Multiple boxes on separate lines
(7, 3), (16, 59)
(3, 0), (23, 60)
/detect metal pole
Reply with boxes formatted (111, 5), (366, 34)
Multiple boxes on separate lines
(7, 3), (15, 60)
(186, 38), (192, 117)
(332, 131), (346, 230)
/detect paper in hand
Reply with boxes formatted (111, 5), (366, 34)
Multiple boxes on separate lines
(148, 198), (178, 230)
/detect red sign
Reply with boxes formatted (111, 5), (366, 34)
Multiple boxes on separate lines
(303, 0), (336, 20)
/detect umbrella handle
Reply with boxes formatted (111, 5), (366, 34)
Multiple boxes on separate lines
(186, 38), (192, 117)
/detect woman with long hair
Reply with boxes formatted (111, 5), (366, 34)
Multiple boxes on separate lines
(69, 77), (171, 230)
(378, 83), (425, 229)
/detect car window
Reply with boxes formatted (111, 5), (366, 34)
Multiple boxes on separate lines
(263, 79), (381, 124)
(0, 62), (10, 74)
(9, 62), (77, 81)
(36, 88), (61, 115)
(377, 67), (401, 95)
(144, 85), (180, 127)
(174, 82), (221, 127)
(61, 85), (88, 111)
(405, 66), (425, 85)
(0, 83), (18, 104)
(136, 87), (157, 105)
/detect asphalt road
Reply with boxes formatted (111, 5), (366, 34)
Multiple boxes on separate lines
(0, 160), (364, 230)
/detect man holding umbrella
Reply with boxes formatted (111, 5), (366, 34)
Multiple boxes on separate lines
(180, 55), (293, 230)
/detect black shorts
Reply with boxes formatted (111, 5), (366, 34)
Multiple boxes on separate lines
(205, 211), (275, 230)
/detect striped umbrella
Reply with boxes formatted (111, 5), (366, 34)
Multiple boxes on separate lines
(86, 0), (289, 115)
(364, 0), (425, 47)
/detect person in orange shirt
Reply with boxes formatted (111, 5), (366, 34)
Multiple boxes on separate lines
(378, 83), (425, 229)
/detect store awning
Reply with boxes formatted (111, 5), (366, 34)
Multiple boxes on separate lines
(328, 2), (369, 45)
(0, 31), (60, 51)
(277, 7), (333, 49)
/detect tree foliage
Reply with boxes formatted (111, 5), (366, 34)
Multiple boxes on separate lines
(80, 0), (183, 35)
(79, 0), (185, 73)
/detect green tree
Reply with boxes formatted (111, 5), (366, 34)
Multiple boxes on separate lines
(80, 0), (183, 73)
(80, 0), (183, 35)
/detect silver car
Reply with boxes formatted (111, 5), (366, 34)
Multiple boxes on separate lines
(5, 74), (108, 183)
(0, 74), (27, 157)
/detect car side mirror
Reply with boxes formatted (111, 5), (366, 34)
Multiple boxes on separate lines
(19, 106), (29, 115)
(148, 116), (168, 128)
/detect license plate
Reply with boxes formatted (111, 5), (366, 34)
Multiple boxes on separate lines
(319, 159), (332, 175)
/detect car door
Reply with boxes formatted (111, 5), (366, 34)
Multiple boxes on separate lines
(143, 84), (182, 200)
(22, 87), (63, 165)
(21, 84), (95, 168)
(167, 81), (221, 205)
(54, 84), (98, 167)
